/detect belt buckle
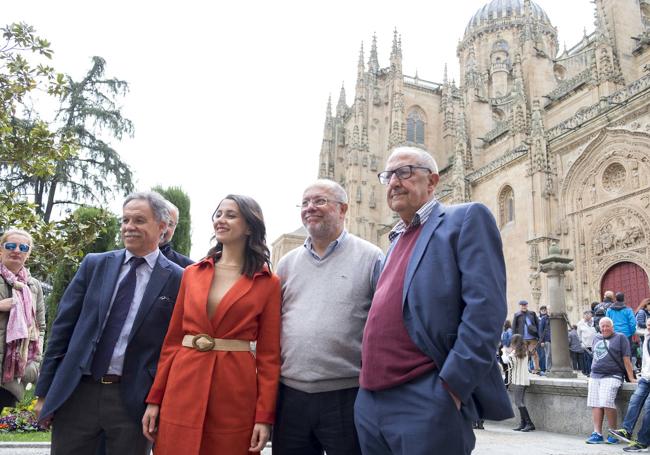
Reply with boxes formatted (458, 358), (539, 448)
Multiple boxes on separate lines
(192, 333), (215, 352)
(100, 376), (114, 384)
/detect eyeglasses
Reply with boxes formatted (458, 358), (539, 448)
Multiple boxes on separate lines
(3, 242), (30, 253)
(377, 165), (432, 185)
(299, 197), (342, 208)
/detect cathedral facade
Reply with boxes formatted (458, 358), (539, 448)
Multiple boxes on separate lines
(274, 0), (650, 319)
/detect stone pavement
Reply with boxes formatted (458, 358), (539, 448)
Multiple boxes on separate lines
(0, 424), (636, 454)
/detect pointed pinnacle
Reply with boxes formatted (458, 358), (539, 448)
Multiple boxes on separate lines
(392, 28), (399, 54)
(443, 63), (448, 84)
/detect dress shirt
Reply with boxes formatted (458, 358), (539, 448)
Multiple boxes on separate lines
(303, 230), (347, 261)
(388, 198), (437, 242)
(106, 248), (159, 375)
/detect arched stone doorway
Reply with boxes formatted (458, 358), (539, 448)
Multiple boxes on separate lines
(600, 262), (650, 310)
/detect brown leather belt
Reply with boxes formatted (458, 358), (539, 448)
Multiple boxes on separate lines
(182, 334), (250, 352)
(82, 374), (121, 384)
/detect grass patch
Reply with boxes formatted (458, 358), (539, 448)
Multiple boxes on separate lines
(0, 431), (50, 442)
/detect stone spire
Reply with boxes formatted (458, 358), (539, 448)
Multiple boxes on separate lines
(324, 95), (332, 127)
(593, 0), (624, 84)
(357, 42), (365, 78)
(368, 33), (379, 74)
(390, 29), (402, 77)
(336, 83), (348, 118)
(511, 54), (528, 134)
(388, 32), (405, 149)
(442, 65), (455, 133)
(319, 95), (335, 179)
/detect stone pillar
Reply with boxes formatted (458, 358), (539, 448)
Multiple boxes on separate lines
(538, 243), (576, 379)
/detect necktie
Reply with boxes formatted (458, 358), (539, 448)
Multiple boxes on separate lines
(91, 257), (146, 379)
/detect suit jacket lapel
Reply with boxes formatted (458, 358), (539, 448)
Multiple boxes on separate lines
(128, 254), (171, 342)
(402, 203), (445, 302)
(98, 250), (126, 325)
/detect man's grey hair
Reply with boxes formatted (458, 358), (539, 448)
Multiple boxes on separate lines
(604, 290), (615, 300)
(305, 179), (349, 204)
(599, 316), (613, 327)
(123, 191), (171, 224)
(165, 200), (179, 222)
(387, 146), (439, 174)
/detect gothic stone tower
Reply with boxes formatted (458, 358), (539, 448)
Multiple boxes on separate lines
(287, 0), (650, 320)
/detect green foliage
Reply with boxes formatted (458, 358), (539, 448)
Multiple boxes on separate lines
(32, 56), (134, 222)
(0, 23), (75, 183)
(0, 23), (128, 287)
(46, 206), (119, 335)
(153, 186), (192, 256)
(1, 23), (134, 222)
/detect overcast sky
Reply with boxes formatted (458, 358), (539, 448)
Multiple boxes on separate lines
(5, 0), (595, 258)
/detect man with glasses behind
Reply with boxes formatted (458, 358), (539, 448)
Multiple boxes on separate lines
(354, 146), (512, 455)
(273, 179), (383, 455)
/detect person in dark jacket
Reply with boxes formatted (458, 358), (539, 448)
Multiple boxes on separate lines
(538, 306), (552, 372)
(512, 300), (541, 373)
(636, 298), (650, 329)
(594, 291), (615, 333)
(568, 325), (584, 371)
(158, 201), (193, 268)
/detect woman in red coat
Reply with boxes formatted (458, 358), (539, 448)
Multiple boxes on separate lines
(142, 194), (281, 454)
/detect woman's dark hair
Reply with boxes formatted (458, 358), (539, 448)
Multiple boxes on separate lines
(503, 320), (512, 330)
(206, 194), (271, 277)
(510, 334), (526, 359)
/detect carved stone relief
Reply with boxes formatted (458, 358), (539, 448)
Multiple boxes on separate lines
(590, 210), (648, 258)
(562, 129), (650, 214)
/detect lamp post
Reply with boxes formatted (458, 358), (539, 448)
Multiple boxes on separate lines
(538, 243), (576, 379)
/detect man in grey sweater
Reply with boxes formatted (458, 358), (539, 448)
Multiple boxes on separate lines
(273, 179), (383, 455)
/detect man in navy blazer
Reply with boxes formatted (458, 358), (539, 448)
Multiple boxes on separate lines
(35, 191), (183, 455)
(355, 146), (513, 455)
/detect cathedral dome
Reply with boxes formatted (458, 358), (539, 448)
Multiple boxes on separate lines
(464, 0), (553, 38)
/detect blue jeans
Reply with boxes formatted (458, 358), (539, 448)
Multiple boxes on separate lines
(582, 350), (592, 376)
(537, 344), (546, 372)
(623, 378), (650, 445)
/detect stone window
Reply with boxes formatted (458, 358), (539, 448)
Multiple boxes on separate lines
(406, 108), (426, 145)
(499, 185), (515, 228)
(602, 162), (626, 192)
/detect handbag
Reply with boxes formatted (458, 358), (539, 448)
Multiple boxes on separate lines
(603, 338), (636, 382)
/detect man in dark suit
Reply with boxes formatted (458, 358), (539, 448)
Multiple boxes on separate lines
(354, 146), (512, 455)
(34, 191), (184, 455)
(158, 200), (193, 268)
(512, 300), (541, 372)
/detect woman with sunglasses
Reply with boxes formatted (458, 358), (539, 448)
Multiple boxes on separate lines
(142, 195), (281, 454)
(0, 229), (46, 409)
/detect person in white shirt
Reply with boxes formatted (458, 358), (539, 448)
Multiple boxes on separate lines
(577, 310), (597, 376)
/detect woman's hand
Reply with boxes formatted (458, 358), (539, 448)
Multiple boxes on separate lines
(0, 298), (13, 312)
(142, 404), (160, 442)
(249, 423), (271, 452)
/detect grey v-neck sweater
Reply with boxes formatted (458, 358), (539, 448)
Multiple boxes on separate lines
(276, 233), (382, 393)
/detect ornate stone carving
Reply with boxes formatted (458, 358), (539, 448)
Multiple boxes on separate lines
(545, 68), (591, 103)
(482, 121), (510, 144)
(591, 212), (647, 257)
(602, 162), (626, 192)
(547, 73), (650, 141)
(467, 146), (528, 183)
